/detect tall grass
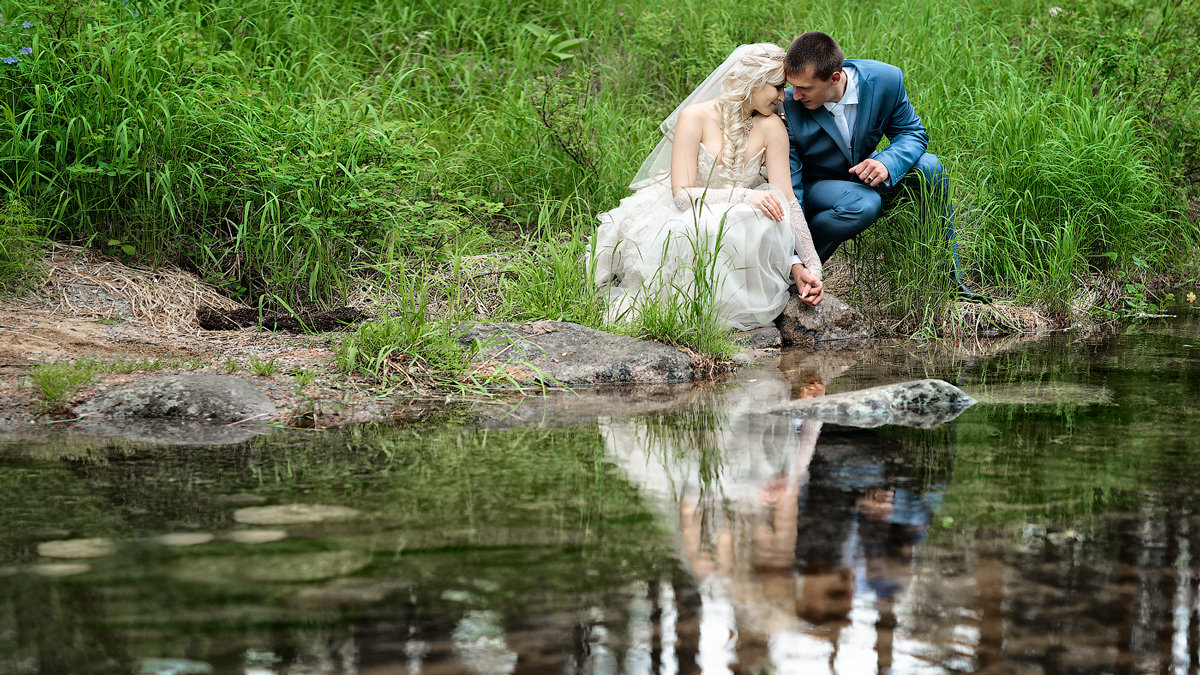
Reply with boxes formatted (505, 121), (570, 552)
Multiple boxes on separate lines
(0, 0), (1195, 346)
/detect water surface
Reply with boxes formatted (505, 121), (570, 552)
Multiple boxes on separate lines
(2, 307), (1199, 674)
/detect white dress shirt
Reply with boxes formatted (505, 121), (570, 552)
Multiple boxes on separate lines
(823, 65), (859, 152)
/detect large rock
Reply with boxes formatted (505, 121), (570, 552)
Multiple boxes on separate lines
(77, 375), (277, 424)
(774, 291), (872, 347)
(459, 321), (694, 385)
(766, 378), (975, 428)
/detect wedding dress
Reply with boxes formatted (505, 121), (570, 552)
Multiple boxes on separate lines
(593, 143), (818, 330)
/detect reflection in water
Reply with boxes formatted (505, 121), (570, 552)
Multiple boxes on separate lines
(4, 316), (1200, 673)
(601, 367), (948, 673)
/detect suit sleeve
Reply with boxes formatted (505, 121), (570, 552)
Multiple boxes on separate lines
(875, 70), (929, 183)
(787, 117), (805, 206)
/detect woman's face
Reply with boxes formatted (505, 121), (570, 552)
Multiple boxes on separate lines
(750, 81), (786, 116)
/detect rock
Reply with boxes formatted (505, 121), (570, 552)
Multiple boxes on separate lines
(77, 375), (277, 424)
(459, 321), (694, 385)
(28, 563), (91, 577)
(155, 533), (215, 547)
(135, 659), (213, 675)
(232, 503), (360, 525)
(767, 378), (976, 428)
(774, 292), (872, 347)
(37, 537), (116, 559)
(290, 578), (408, 607)
(171, 550), (372, 584)
(225, 529), (288, 544)
(71, 418), (268, 446)
(731, 327), (781, 349)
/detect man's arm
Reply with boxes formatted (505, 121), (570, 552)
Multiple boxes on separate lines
(873, 70), (928, 183)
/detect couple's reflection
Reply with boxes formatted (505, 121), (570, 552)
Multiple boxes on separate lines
(600, 364), (944, 673)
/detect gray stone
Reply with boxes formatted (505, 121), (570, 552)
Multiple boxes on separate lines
(77, 375), (277, 424)
(774, 292), (872, 347)
(731, 327), (781, 349)
(70, 418), (267, 446)
(459, 321), (694, 385)
(767, 378), (976, 428)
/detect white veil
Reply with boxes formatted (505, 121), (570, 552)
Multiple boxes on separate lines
(629, 44), (766, 190)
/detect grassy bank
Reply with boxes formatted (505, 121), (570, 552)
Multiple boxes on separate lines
(1, 0), (1197, 373)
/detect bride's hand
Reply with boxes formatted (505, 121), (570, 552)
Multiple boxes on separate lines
(746, 190), (784, 221)
(792, 264), (824, 306)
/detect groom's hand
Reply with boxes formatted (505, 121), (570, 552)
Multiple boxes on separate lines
(850, 158), (889, 188)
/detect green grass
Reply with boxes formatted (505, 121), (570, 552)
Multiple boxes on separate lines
(0, 0), (1196, 353)
(28, 360), (95, 415)
(0, 195), (41, 292)
(247, 355), (279, 376)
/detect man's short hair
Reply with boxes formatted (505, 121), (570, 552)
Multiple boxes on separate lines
(785, 32), (845, 80)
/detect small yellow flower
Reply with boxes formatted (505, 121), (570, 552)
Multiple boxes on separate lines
(1188, 292), (1197, 303)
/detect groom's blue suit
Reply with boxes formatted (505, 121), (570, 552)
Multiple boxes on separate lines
(780, 59), (948, 263)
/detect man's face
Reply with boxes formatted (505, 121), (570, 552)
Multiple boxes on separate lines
(787, 67), (842, 110)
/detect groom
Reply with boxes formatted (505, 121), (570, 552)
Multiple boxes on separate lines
(780, 31), (983, 300)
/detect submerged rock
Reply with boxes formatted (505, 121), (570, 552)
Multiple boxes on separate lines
(136, 659), (213, 675)
(155, 533), (215, 547)
(224, 529), (288, 544)
(767, 378), (976, 428)
(37, 537), (116, 559)
(27, 562), (91, 577)
(459, 321), (694, 385)
(171, 550), (372, 584)
(774, 292), (873, 347)
(77, 375), (277, 424)
(233, 503), (360, 525)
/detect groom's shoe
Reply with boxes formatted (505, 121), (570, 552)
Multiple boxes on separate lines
(947, 221), (991, 304)
(955, 281), (992, 303)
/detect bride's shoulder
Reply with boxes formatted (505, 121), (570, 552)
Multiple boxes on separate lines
(753, 112), (785, 132)
(678, 100), (719, 123)
(754, 113), (787, 141)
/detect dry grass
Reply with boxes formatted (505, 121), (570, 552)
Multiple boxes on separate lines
(12, 244), (244, 331)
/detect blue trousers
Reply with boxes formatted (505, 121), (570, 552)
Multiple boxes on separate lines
(803, 153), (961, 275)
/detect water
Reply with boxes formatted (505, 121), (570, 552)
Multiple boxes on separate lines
(2, 306), (1199, 674)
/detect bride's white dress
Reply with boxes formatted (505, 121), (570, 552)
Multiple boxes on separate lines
(592, 144), (800, 331)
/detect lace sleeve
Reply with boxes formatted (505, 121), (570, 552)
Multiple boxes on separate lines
(672, 186), (752, 211)
(788, 202), (822, 279)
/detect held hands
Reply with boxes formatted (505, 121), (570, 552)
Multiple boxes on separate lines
(746, 190), (785, 221)
(850, 158), (889, 188)
(791, 263), (824, 306)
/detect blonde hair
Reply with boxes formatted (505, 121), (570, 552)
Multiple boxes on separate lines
(716, 44), (786, 183)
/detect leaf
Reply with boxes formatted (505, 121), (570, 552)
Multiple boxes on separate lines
(553, 37), (588, 52)
(522, 23), (552, 39)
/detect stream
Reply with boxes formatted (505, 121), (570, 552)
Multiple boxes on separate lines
(2, 304), (1199, 674)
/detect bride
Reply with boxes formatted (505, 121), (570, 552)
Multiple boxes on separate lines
(592, 43), (824, 331)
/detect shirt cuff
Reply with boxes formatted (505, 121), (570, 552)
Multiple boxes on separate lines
(790, 254), (803, 266)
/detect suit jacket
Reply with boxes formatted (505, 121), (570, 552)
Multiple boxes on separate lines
(780, 59), (929, 205)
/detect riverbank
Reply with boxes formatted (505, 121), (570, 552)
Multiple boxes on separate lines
(0, 242), (1082, 433)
